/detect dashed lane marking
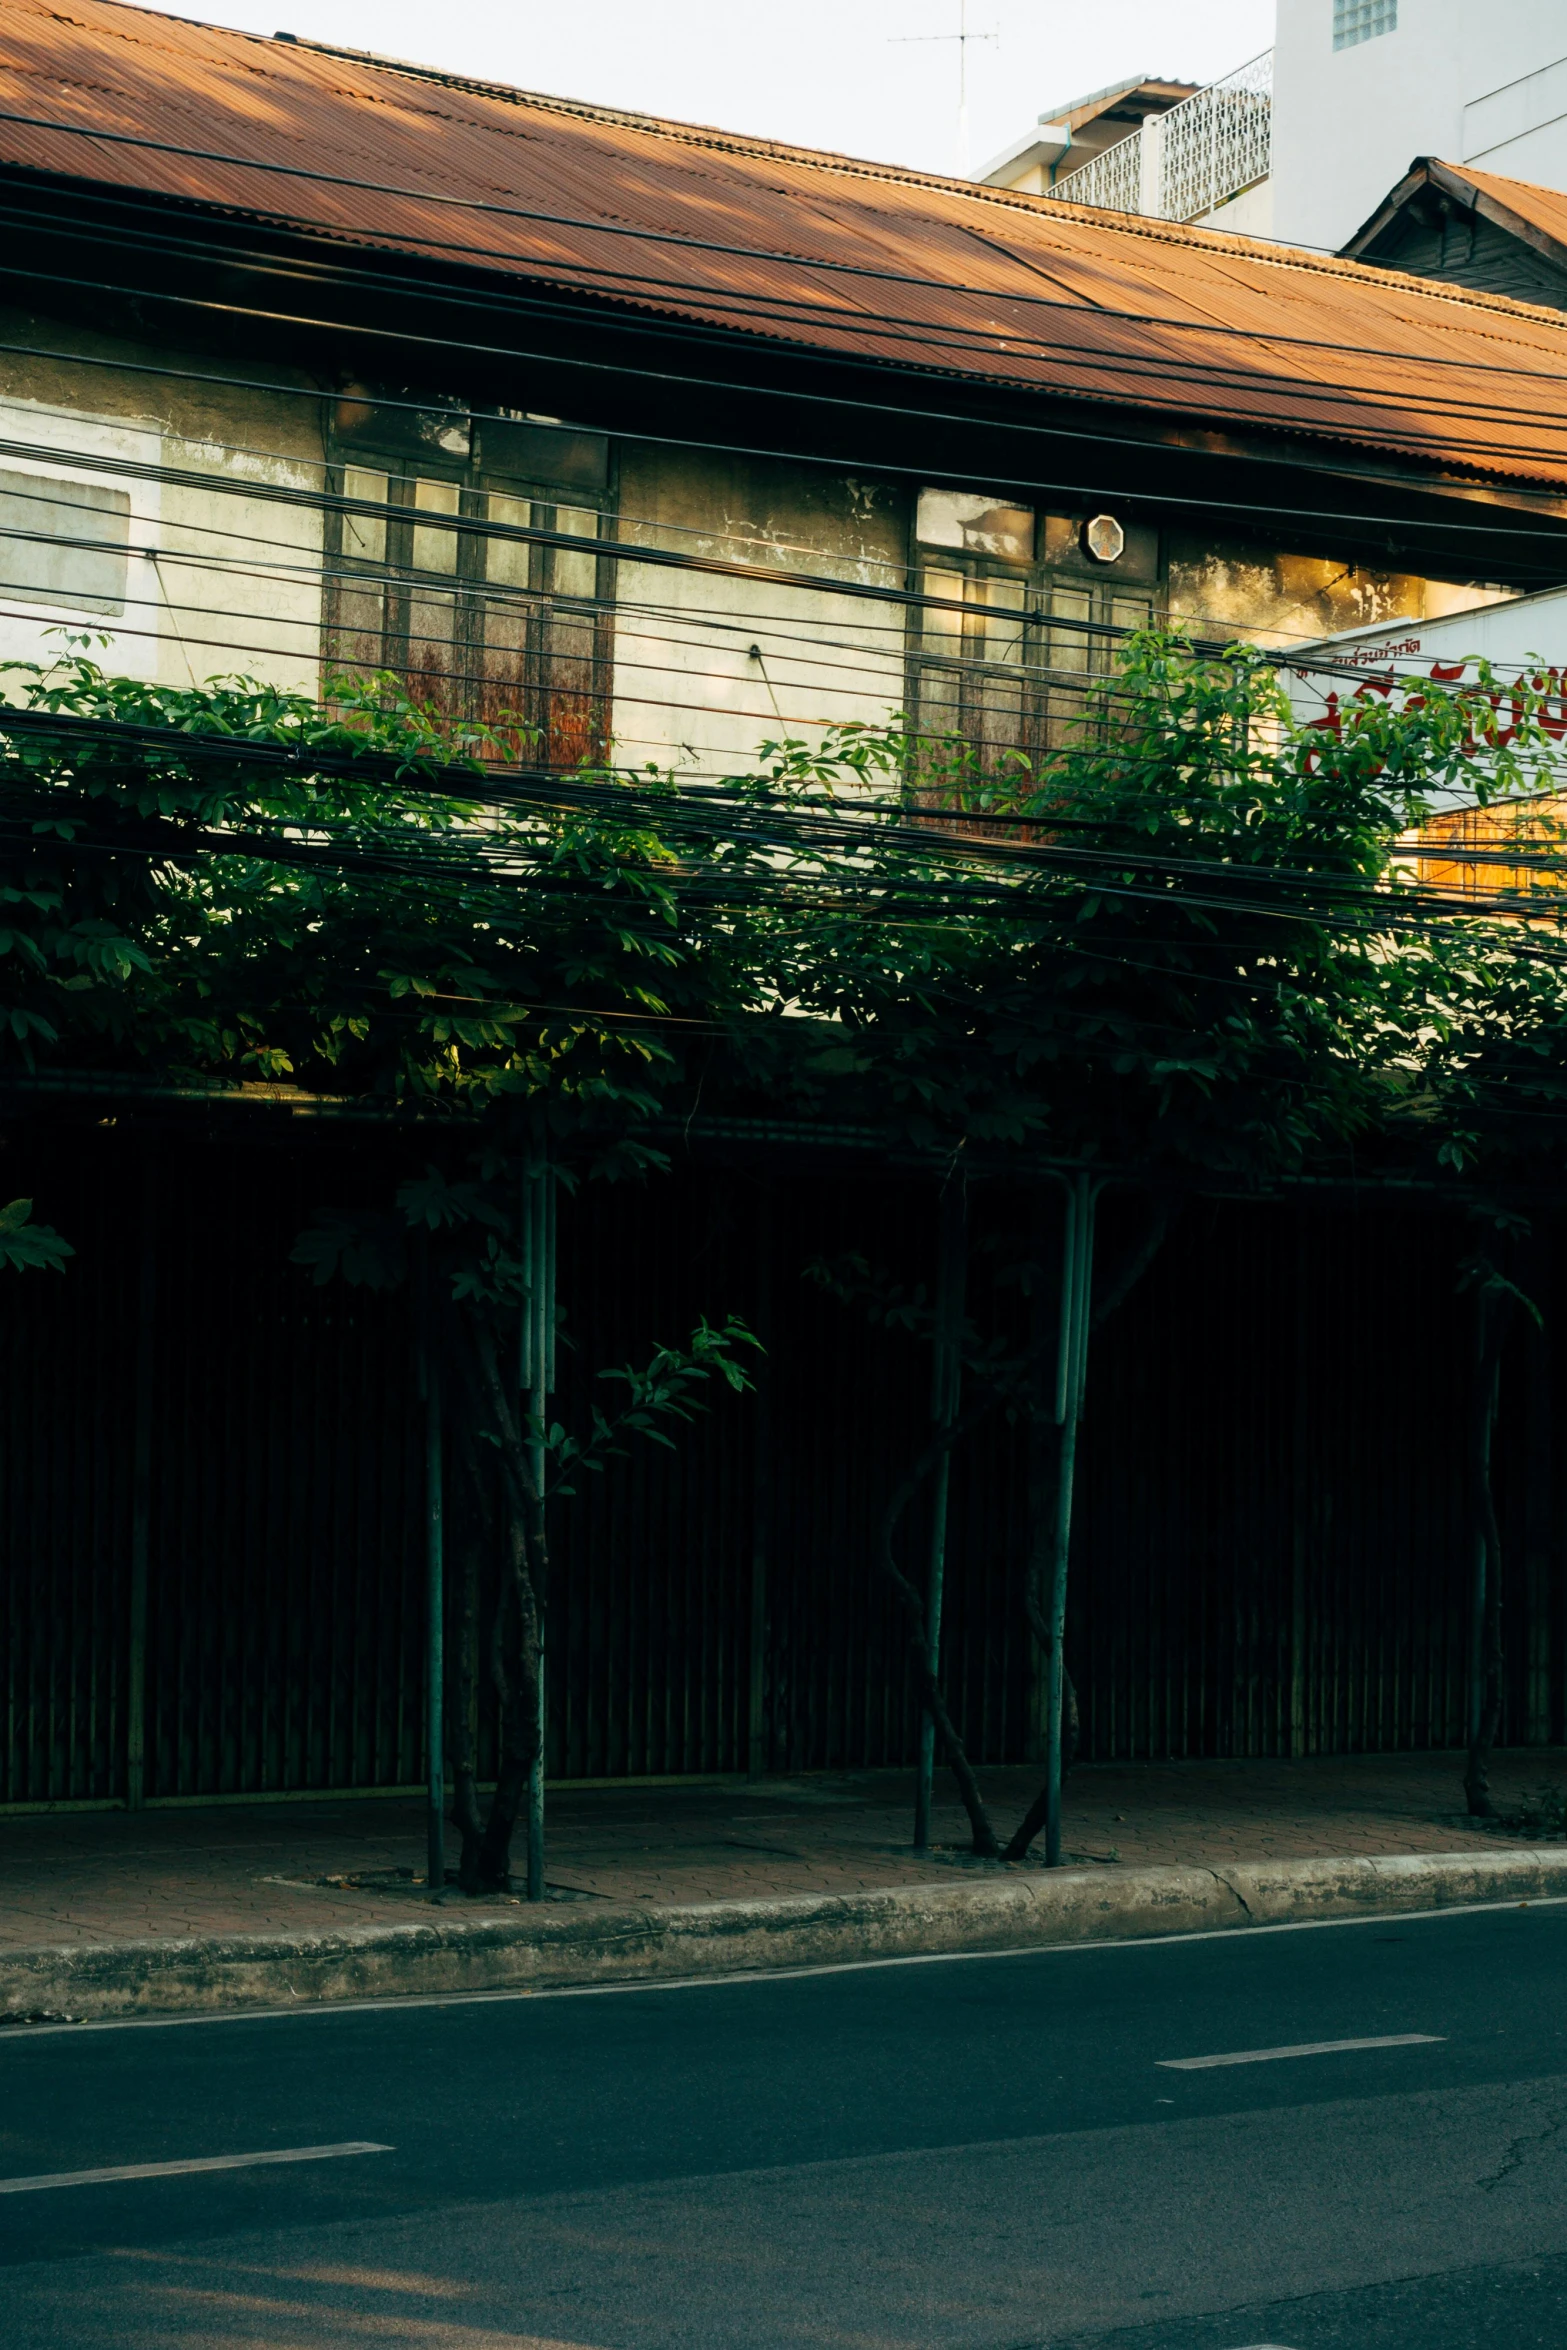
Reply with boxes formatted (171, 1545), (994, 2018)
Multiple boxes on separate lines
(1159, 2033), (1443, 2070)
(0, 2141), (393, 2193)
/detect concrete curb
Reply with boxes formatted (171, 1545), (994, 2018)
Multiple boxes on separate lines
(5, 1845), (1565, 2021)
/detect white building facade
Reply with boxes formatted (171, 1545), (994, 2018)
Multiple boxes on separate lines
(1272, 0), (1567, 250)
(984, 2), (1567, 256)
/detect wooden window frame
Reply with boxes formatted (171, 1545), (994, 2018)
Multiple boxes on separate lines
(323, 430), (618, 769)
(907, 512), (1163, 787)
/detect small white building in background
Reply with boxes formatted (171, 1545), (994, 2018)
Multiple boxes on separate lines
(1286, 584), (1567, 752)
(1285, 589), (1567, 880)
(1273, 0), (1567, 252)
(980, 2), (1567, 256)
(977, 60), (1274, 235)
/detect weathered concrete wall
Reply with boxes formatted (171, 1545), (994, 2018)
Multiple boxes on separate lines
(1167, 532), (1516, 650)
(612, 447), (910, 773)
(0, 317), (1522, 751)
(0, 315), (324, 696)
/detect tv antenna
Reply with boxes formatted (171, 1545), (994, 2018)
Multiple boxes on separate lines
(892, 0), (999, 178)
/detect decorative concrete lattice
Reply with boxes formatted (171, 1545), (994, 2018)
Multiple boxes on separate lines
(1159, 49), (1274, 224)
(1049, 50), (1273, 226)
(1049, 128), (1142, 216)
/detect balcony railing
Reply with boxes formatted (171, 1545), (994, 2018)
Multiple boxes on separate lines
(1049, 49), (1272, 224)
(1048, 127), (1143, 216)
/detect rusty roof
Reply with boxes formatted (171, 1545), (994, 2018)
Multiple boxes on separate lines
(5, 0), (1567, 492)
(1452, 161), (1567, 258)
(1344, 156), (1567, 273)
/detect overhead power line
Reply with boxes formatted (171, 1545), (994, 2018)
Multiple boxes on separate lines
(2, 327), (1566, 591)
(4, 106), (1567, 405)
(10, 332), (1567, 533)
(0, 397), (1557, 710)
(7, 197), (1566, 477)
(7, 702), (1567, 956)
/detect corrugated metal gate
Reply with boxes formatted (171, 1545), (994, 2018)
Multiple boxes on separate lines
(1, 1120), (1560, 1807)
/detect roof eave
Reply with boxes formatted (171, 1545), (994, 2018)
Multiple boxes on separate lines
(7, 150), (1567, 509)
(1342, 155), (1567, 276)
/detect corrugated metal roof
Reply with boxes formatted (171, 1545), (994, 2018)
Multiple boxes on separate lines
(5, 0), (1567, 490)
(1448, 161), (1567, 261)
(1343, 155), (1567, 278)
(1035, 76), (1199, 138)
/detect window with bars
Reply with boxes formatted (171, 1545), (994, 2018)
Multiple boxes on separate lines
(909, 491), (1159, 791)
(1333, 0), (1397, 51)
(324, 407), (614, 768)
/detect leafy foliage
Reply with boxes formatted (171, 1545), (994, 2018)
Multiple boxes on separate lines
(9, 631), (1567, 1873)
(290, 1145), (757, 1894)
(0, 1197), (72, 1273)
(7, 631), (1567, 1192)
(0, 650), (738, 1147)
(551, 1318), (760, 1493)
(291, 1160), (757, 1498)
(749, 638), (1567, 1186)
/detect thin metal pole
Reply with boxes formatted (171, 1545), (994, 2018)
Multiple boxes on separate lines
(1053, 1183), (1079, 1427)
(1290, 1221), (1309, 1759)
(1523, 1234), (1553, 1746)
(519, 1135), (554, 1903)
(915, 1443), (951, 1853)
(1468, 1290), (1490, 1753)
(915, 1178), (966, 1851)
(125, 1147), (157, 1812)
(1045, 1172), (1096, 1869)
(1468, 1561), (1485, 1747)
(747, 1185), (772, 1781)
(424, 1346), (445, 1898)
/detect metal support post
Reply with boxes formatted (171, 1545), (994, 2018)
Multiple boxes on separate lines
(1468, 1541), (1488, 1750)
(126, 1149), (158, 1811)
(1044, 1171), (1097, 1869)
(1524, 1233), (1554, 1745)
(423, 1345), (445, 1898)
(519, 1137), (556, 1901)
(914, 1178), (966, 1851)
(1289, 1222), (1309, 1758)
(1468, 1285), (1495, 1756)
(747, 1186), (772, 1781)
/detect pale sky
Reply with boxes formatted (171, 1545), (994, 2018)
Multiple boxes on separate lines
(147, 0), (1278, 180)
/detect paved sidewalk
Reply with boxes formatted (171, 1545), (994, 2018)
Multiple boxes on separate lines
(2, 1750), (1561, 1952)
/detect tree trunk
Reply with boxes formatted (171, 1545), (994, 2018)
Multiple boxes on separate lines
(884, 1529), (1001, 1859)
(449, 1310), (550, 1894)
(477, 1508), (544, 1887)
(1465, 1276), (1514, 1819)
(1019, 1327), (1059, 1749)
(1006, 1193), (1173, 1864)
(878, 1392), (1007, 1858)
(1001, 1675), (1080, 1863)
(882, 1193), (1175, 1868)
(1005, 1396), (1082, 1865)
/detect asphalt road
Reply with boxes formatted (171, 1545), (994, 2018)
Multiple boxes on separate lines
(4, 1900), (1567, 2347)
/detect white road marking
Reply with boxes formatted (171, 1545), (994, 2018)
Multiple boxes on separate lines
(1159, 2033), (1443, 2071)
(1, 1895), (1559, 2038)
(0, 2141), (393, 2193)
